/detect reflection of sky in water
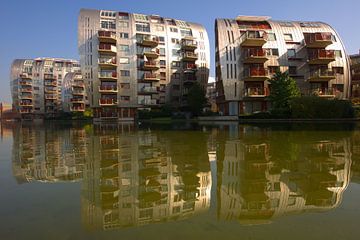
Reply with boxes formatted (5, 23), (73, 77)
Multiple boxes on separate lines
(1, 122), (360, 239)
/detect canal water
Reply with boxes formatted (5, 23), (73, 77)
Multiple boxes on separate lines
(0, 122), (360, 240)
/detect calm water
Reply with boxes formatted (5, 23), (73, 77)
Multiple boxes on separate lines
(1, 121), (360, 240)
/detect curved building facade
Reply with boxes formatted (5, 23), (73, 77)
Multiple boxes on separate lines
(10, 58), (80, 119)
(78, 9), (210, 121)
(215, 16), (351, 115)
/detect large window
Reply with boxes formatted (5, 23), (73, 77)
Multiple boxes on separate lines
(119, 57), (130, 64)
(136, 23), (150, 32)
(119, 32), (129, 39)
(119, 45), (130, 52)
(284, 33), (293, 42)
(119, 21), (129, 28)
(101, 20), (116, 29)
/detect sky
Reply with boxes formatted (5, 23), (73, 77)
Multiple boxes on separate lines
(1, 0), (360, 102)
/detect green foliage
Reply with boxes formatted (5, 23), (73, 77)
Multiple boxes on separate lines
(83, 108), (93, 118)
(187, 82), (207, 116)
(138, 104), (175, 119)
(290, 97), (355, 119)
(268, 71), (300, 116)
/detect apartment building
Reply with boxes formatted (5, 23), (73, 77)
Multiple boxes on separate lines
(78, 9), (210, 121)
(350, 52), (360, 99)
(215, 16), (351, 115)
(10, 58), (80, 119)
(62, 72), (87, 113)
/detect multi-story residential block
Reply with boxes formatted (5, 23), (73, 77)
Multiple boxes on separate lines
(215, 16), (351, 115)
(350, 51), (360, 99)
(62, 72), (87, 113)
(10, 58), (80, 119)
(78, 9), (210, 121)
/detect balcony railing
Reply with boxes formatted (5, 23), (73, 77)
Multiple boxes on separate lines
(21, 87), (33, 92)
(19, 101), (33, 106)
(240, 31), (267, 47)
(243, 67), (270, 80)
(182, 52), (198, 61)
(308, 69), (335, 81)
(138, 86), (158, 93)
(71, 98), (84, 103)
(44, 74), (56, 80)
(99, 71), (117, 80)
(98, 44), (117, 54)
(142, 61), (160, 70)
(143, 48), (160, 58)
(244, 87), (269, 97)
(308, 49), (335, 64)
(143, 73), (160, 81)
(99, 85), (118, 93)
(304, 32), (334, 48)
(72, 89), (85, 95)
(98, 31), (117, 43)
(242, 48), (268, 63)
(72, 82), (85, 88)
(99, 99), (118, 105)
(45, 94), (57, 99)
(181, 39), (197, 50)
(98, 57), (117, 68)
(20, 93), (33, 99)
(19, 80), (32, 86)
(71, 106), (85, 112)
(20, 73), (31, 79)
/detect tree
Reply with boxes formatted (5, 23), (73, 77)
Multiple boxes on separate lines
(187, 82), (207, 116)
(268, 71), (300, 116)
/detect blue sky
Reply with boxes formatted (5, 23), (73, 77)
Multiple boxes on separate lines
(1, 0), (359, 102)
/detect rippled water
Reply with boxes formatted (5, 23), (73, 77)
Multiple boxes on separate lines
(0, 121), (360, 240)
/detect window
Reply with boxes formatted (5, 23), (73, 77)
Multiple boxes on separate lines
(119, 45), (129, 52)
(289, 66), (297, 75)
(266, 48), (279, 56)
(170, 27), (178, 33)
(160, 60), (166, 67)
(267, 33), (276, 41)
(120, 96), (130, 101)
(101, 20), (116, 29)
(136, 23), (150, 32)
(172, 49), (180, 56)
(159, 36), (165, 42)
(119, 32), (129, 39)
(287, 49), (296, 58)
(156, 25), (164, 31)
(333, 67), (344, 74)
(172, 61), (181, 67)
(120, 70), (130, 76)
(279, 21), (294, 27)
(120, 83), (130, 89)
(119, 57), (130, 64)
(300, 22), (320, 28)
(284, 34), (293, 42)
(180, 29), (192, 37)
(171, 38), (180, 44)
(119, 21), (129, 28)
(118, 12), (129, 20)
(159, 48), (166, 55)
(335, 50), (342, 58)
(134, 14), (148, 21)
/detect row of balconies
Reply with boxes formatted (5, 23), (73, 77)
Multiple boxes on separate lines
(243, 87), (337, 98)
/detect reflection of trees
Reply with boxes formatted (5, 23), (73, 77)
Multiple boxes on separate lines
(217, 127), (352, 224)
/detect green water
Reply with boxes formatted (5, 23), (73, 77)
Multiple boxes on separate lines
(1, 122), (360, 240)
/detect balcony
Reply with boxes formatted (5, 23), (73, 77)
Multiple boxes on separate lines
(70, 106), (85, 112)
(20, 108), (33, 114)
(143, 73), (160, 81)
(308, 88), (336, 98)
(98, 57), (117, 69)
(45, 94), (57, 100)
(142, 61), (160, 70)
(98, 31), (117, 43)
(240, 31), (267, 47)
(242, 48), (269, 64)
(243, 67), (270, 81)
(44, 74), (56, 80)
(21, 87), (33, 92)
(99, 85), (118, 93)
(71, 98), (84, 103)
(72, 82), (85, 88)
(98, 44), (117, 55)
(183, 63), (197, 72)
(19, 101), (33, 106)
(138, 86), (158, 94)
(143, 48), (160, 59)
(19, 80), (32, 86)
(181, 39), (197, 51)
(20, 73), (31, 79)
(304, 32), (334, 48)
(308, 69), (335, 82)
(44, 80), (57, 86)
(244, 87), (268, 97)
(308, 49), (335, 65)
(139, 99), (158, 106)
(99, 71), (117, 81)
(182, 52), (198, 61)
(20, 94), (33, 100)
(45, 87), (57, 93)
(138, 35), (159, 47)
(99, 99), (118, 106)
(72, 89), (85, 95)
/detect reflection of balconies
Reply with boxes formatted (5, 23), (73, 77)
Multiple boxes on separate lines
(143, 73), (160, 81)
(308, 49), (335, 65)
(242, 48), (269, 64)
(182, 52), (198, 61)
(138, 35), (159, 47)
(244, 87), (269, 97)
(304, 32), (334, 48)
(142, 61), (160, 70)
(240, 31), (267, 47)
(143, 48), (160, 59)
(98, 30), (117, 43)
(99, 71), (117, 81)
(138, 86), (158, 94)
(98, 57), (117, 69)
(181, 39), (197, 51)
(99, 85), (118, 93)
(99, 98), (118, 106)
(308, 69), (335, 82)
(98, 44), (117, 54)
(243, 67), (270, 81)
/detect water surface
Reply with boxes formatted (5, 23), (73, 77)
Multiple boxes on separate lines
(0, 122), (360, 240)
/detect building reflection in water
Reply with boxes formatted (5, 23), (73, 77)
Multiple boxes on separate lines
(9, 123), (355, 230)
(216, 126), (352, 225)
